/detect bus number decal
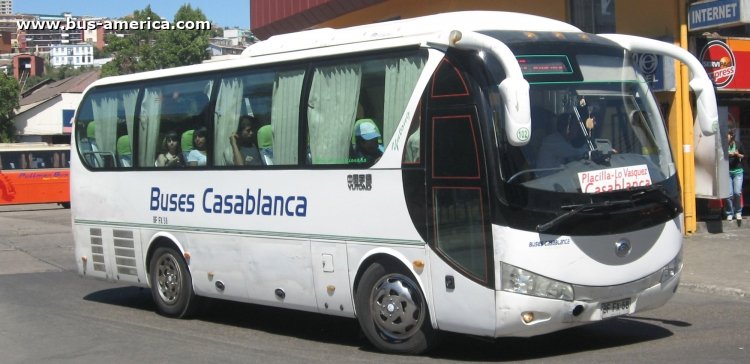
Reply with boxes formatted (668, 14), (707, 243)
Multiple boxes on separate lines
(153, 216), (169, 225)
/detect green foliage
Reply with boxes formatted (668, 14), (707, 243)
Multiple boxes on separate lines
(0, 74), (20, 142)
(101, 5), (162, 77)
(153, 5), (211, 69)
(102, 4), (210, 77)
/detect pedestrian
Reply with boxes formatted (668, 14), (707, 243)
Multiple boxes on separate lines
(725, 129), (744, 221)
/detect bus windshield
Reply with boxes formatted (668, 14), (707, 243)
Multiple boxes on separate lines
(499, 53), (674, 195)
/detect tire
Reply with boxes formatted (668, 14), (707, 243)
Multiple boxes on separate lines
(60, 202), (71, 209)
(355, 261), (437, 354)
(149, 247), (197, 318)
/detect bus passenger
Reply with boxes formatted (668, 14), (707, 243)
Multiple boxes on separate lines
(181, 129), (194, 161)
(351, 119), (384, 166)
(156, 131), (185, 168)
(187, 127), (208, 166)
(257, 125), (274, 166)
(224, 116), (261, 166)
(117, 135), (133, 167)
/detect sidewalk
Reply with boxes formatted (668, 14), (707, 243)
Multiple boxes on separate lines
(681, 217), (749, 299)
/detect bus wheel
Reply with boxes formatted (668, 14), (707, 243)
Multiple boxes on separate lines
(149, 247), (197, 318)
(355, 261), (436, 354)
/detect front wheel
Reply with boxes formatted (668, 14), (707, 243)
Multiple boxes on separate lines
(149, 247), (197, 318)
(355, 261), (437, 354)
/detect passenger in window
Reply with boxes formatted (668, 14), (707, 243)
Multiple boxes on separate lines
(257, 124), (274, 166)
(156, 131), (185, 168)
(86, 121), (97, 148)
(117, 135), (132, 167)
(187, 127), (208, 166)
(224, 116), (261, 166)
(351, 119), (384, 166)
(181, 129), (194, 161)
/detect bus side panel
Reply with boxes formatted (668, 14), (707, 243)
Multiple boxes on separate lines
(170, 230), (251, 300)
(427, 247), (496, 336)
(311, 240), (354, 317)
(0, 169), (70, 205)
(243, 237), (316, 310)
(73, 223), (145, 285)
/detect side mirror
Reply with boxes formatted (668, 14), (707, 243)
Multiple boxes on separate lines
(598, 34), (718, 136)
(449, 31), (532, 146)
(499, 77), (532, 146)
(690, 78), (720, 135)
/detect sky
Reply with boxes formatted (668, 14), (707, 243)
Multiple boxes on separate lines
(14, 0), (251, 29)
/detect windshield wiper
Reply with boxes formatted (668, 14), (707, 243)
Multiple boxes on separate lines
(630, 184), (681, 213)
(507, 167), (564, 183)
(536, 184), (680, 233)
(536, 199), (634, 233)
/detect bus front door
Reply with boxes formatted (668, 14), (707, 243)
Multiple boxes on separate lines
(425, 105), (496, 336)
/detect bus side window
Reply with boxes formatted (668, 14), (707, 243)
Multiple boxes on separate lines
(402, 100), (423, 165)
(20, 153), (31, 169)
(306, 62), (362, 165)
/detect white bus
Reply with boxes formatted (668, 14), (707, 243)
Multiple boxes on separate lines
(71, 11), (718, 354)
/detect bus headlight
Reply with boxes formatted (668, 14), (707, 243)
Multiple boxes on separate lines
(660, 250), (683, 283)
(501, 263), (574, 301)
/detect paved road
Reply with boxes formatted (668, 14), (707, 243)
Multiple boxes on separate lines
(1, 204), (749, 363)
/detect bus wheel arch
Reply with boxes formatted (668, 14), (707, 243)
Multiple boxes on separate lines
(146, 235), (199, 318)
(353, 253), (439, 354)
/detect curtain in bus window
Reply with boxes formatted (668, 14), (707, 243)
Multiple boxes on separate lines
(307, 64), (361, 164)
(92, 95), (118, 163)
(383, 56), (425, 147)
(214, 77), (244, 166)
(123, 90), (137, 153)
(119, 89), (138, 167)
(139, 88), (162, 166)
(271, 70), (304, 165)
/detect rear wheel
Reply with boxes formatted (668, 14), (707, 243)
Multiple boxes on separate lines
(149, 247), (197, 318)
(355, 261), (437, 354)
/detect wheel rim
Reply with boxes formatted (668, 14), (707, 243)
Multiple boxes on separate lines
(155, 253), (182, 305)
(369, 273), (425, 341)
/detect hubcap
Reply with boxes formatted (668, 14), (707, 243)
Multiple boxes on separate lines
(370, 273), (425, 341)
(155, 254), (181, 305)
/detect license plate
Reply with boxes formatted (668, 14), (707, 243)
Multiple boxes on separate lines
(600, 298), (631, 319)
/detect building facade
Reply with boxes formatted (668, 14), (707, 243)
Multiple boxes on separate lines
(0, 0), (11, 16)
(250, 0), (746, 233)
(23, 13), (84, 53)
(15, 70), (100, 144)
(50, 43), (94, 68)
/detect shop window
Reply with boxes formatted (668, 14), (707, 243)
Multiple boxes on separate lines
(569, 0), (616, 33)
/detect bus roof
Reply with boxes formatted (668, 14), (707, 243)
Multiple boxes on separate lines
(244, 11), (582, 57)
(84, 11), (582, 91)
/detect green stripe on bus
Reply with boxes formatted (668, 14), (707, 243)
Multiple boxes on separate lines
(73, 219), (424, 246)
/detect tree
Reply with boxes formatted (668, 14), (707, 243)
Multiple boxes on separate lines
(101, 5), (211, 76)
(101, 6), (162, 77)
(153, 5), (211, 69)
(0, 74), (20, 142)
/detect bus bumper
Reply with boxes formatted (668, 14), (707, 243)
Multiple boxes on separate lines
(494, 270), (681, 337)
